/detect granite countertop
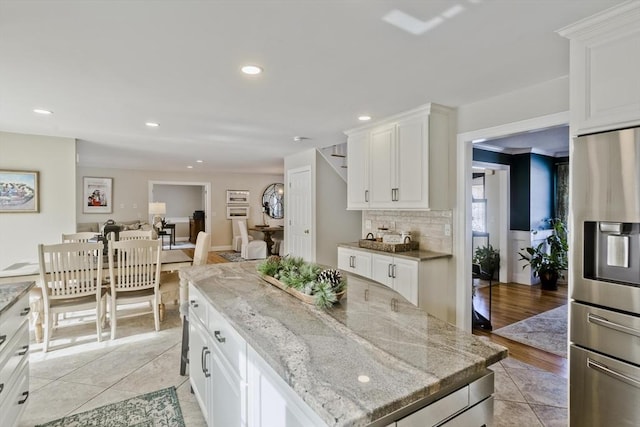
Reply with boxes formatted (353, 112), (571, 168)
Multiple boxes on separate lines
(338, 242), (452, 261)
(181, 262), (507, 427)
(0, 281), (36, 316)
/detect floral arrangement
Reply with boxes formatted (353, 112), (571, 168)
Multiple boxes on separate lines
(256, 255), (346, 308)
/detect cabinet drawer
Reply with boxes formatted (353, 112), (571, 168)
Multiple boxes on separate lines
(397, 385), (469, 427)
(208, 307), (246, 380)
(0, 322), (29, 401)
(188, 283), (207, 324)
(0, 361), (29, 427)
(0, 295), (30, 355)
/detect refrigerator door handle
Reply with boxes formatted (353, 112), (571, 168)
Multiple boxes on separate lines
(587, 358), (640, 389)
(587, 313), (640, 338)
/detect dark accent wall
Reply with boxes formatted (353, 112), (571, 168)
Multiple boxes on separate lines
(473, 148), (562, 232)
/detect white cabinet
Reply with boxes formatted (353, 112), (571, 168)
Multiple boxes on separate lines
(337, 247), (371, 278)
(345, 103), (455, 210)
(559, 2), (640, 135)
(346, 130), (370, 209)
(371, 254), (419, 305)
(248, 347), (325, 427)
(0, 291), (31, 427)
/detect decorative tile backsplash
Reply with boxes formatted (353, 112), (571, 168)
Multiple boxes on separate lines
(362, 210), (453, 254)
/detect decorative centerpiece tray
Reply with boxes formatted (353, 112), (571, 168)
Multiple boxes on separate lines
(260, 274), (344, 305)
(358, 239), (419, 253)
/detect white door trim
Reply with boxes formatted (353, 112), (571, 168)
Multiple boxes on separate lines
(455, 111), (569, 331)
(148, 180), (211, 233)
(285, 165), (314, 262)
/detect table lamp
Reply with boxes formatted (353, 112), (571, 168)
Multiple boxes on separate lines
(149, 202), (166, 231)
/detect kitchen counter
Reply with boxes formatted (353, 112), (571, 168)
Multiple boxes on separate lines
(338, 242), (452, 261)
(181, 262), (507, 426)
(0, 281), (35, 316)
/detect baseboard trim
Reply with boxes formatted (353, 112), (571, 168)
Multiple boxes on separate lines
(211, 245), (233, 251)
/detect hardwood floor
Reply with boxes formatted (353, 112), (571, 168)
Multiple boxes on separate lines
(181, 249), (569, 376)
(473, 280), (569, 377)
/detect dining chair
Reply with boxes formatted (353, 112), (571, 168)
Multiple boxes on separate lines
(119, 229), (154, 240)
(159, 231), (210, 321)
(62, 232), (99, 243)
(231, 219), (253, 252)
(38, 242), (107, 352)
(107, 238), (161, 340)
(238, 220), (267, 260)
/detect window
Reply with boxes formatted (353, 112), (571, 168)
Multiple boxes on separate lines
(472, 173), (487, 233)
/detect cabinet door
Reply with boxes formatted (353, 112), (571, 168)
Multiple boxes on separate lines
(189, 317), (211, 424)
(353, 251), (372, 278)
(347, 131), (370, 209)
(371, 253), (394, 287)
(392, 258), (419, 306)
(395, 115), (428, 209)
(369, 124), (396, 208)
(337, 247), (354, 273)
(211, 345), (247, 427)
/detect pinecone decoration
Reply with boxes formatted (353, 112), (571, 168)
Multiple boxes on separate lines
(317, 269), (343, 290)
(267, 255), (281, 264)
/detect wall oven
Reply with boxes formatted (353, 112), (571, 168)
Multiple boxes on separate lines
(571, 127), (640, 426)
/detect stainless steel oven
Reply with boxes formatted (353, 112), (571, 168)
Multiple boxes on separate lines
(571, 127), (640, 426)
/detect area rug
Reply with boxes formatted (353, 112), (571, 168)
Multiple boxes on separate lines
(36, 386), (185, 427)
(492, 304), (568, 358)
(162, 241), (195, 250)
(219, 251), (246, 262)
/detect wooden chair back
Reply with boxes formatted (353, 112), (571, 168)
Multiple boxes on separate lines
(108, 239), (161, 292)
(61, 232), (98, 243)
(119, 229), (154, 240)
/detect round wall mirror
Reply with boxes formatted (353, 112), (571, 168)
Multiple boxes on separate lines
(262, 183), (284, 219)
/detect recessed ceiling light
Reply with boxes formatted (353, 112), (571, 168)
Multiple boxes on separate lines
(293, 136), (310, 142)
(241, 65), (263, 75)
(358, 115), (372, 121)
(33, 109), (53, 115)
(145, 122), (159, 127)
(196, 160), (204, 163)
(187, 165), (194, 169)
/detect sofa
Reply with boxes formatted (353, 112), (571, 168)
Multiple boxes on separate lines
(77, 220), (157, 239)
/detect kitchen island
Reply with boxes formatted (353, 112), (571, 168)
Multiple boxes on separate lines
(181, 262), (507, 426)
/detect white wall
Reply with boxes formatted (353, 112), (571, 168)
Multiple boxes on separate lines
(0, 132), (76, 268)
(76, 166), (283, 250)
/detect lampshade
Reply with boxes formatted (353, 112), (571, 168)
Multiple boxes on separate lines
(149, 202), (166, 215)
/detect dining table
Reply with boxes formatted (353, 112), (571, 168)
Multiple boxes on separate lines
(0, 250), (193, 343)
(248, 225), (284, 255)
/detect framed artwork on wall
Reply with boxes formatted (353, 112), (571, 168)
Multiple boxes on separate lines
(0, 170), (39, 213)
(227, 206), (249, 219)
(226, 190), (250, 205)
(83, 176), (113, 213)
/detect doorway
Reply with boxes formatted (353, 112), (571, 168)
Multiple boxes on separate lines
(148, 181), (211, 243)
(286, 166), (312, 262)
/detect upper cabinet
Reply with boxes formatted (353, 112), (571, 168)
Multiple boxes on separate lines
(345, 103), (456, 210)
(559, 2), (640, 135)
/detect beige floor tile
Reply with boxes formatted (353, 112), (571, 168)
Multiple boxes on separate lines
(177, 380), (207, 427)
(501, 357), (544, 372)
(17, 380), (105, 426)
(507, 368), (568, 408)
(111, 344), (189, 394)
(29, 375), (54, 392)
(29, 346), (115, 380)
(70, 388), (140, 415)
(494, 400), (544, 427)
(494, 369), (527, 403)
(531, 404), (568, 427)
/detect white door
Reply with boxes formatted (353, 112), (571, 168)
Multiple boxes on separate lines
(287, 166), (313, 262)
(346, 131), (370, 209)
(369, 123), (396, 208)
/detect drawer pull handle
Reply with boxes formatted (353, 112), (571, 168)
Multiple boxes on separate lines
(214, 330), (226, 343)
(201, 347), (211, 378)
(190, 300), (198, 308)
(587, 313), (640, 338)
(18, 391), (29, 405)
(0, 335), (6, 346)
(20, 307), (31, 316)
(587, 358), (640, 389)
(364, 289), (369, 301)
(17, 345), (29, 356)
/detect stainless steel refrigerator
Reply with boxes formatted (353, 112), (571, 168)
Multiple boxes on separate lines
(570, 126), (640, 426)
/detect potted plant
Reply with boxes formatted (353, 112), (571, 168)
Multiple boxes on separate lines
(473, 244), (500, 280)
(518, 219), (568, 290)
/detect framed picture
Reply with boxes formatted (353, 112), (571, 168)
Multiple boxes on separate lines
(0, 170), (39, 213)
(227, 206), (249, 219)
(83, 176), (113, 213)
(226, 190), (250, 205)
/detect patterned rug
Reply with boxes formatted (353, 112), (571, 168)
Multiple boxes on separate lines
(492, 304), (568, 358)
(218, 251), (246, 262)
(36, 387), (185, 427)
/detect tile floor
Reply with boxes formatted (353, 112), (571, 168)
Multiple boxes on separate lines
(18, 304), (567, 427)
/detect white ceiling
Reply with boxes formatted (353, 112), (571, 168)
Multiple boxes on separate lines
(475, 125), (570, 157)
(0, 0), (624, 174)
